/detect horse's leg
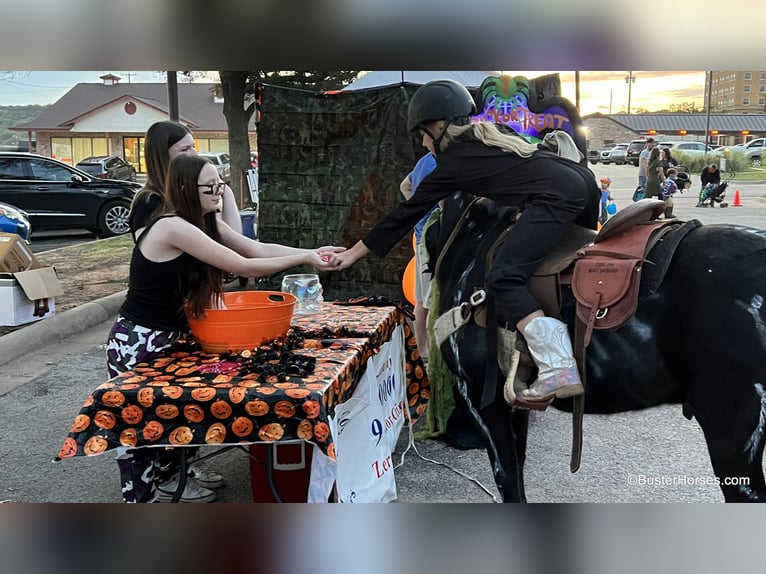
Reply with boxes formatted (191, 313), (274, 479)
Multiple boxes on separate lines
(692, 386), (766, 502)
(451, 372), (528, 502)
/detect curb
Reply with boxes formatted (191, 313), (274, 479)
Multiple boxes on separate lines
(0, 289), (126, 368)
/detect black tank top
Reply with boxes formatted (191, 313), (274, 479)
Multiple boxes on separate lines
(119, 215), (195, 331)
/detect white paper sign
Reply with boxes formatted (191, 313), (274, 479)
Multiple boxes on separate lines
(330, 324), (406, 503)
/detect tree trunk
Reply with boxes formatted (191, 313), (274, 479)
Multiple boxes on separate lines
(220, 71), (256, 209)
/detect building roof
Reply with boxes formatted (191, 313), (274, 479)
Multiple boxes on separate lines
(12, 82), (231, 132)
(586, 113), (766, 134)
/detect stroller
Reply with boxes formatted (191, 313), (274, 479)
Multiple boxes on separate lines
(697, 173), (733, 208)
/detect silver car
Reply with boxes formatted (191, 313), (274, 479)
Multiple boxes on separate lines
(198, 152), (231, 183)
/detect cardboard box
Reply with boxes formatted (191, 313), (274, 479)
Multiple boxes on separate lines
(0, 266), (64, 326)
(0, 233), (40, 273)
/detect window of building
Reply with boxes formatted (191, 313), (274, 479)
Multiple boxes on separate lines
(50, 137), (107, 165)
(761, 72), (766, 80)
(743, 98), (750, 105)
(760, 85), (766, 93)
(744, 85), (751, 92)
(745, 72), (752, 80)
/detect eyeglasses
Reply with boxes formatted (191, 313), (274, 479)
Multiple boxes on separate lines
(197, 182), (226, 195)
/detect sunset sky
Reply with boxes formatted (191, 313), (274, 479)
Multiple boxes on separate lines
(512, 71), (708, 116)
(0, 70), (709, 116)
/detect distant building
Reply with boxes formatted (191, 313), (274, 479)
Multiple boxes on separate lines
(706, 71), (766, 114)
(584, 112), (766, 149)
(10, 74), (256, 173)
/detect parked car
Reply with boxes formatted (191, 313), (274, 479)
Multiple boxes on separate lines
(588, 146), (613, 165)
(664, 141), (721, 157)
(75, 155), (137, 182)
(601, 143), (629, 165)
(0, 152), (141, 237)
(0, 200), (31, 241)
(199, 152), (231, 182)
(719, 138), (765, 167)
(626, 139), (649, 166)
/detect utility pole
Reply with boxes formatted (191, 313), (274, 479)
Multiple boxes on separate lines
(704, 71), (713, 163)
(167, 71), (179, 122)
(575, 71), (581, 113)
(625, 71), (636, 114)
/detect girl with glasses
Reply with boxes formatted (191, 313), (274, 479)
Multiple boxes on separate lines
(108, 154), (343, 503)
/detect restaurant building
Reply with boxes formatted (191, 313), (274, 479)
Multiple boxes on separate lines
(11, 74), (257, 173)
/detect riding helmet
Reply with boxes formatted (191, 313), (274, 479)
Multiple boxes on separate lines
(407, 79), (477, 133)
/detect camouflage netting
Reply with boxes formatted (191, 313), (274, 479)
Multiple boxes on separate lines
(256, 83), (422, 301)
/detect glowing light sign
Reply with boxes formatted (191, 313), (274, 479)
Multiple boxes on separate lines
(471, 75), (576, 143)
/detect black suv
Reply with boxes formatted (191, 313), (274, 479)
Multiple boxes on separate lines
(0, 152), (141, 237)
(626, 139), (649, 166)
(76, 155), (137, 182)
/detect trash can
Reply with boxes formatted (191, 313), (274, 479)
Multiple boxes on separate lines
(240, 209), (256, 240)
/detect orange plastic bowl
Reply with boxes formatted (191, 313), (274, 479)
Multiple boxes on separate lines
(186, 291), (297, 353)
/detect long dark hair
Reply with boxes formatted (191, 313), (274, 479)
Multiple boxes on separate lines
(163, 154), (224, 319)
(131, 121), (193, 216)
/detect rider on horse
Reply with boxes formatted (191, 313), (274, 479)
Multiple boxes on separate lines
(329, 79), (601, 403)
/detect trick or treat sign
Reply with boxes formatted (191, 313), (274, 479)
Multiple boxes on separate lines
(471, 74), (583, 147)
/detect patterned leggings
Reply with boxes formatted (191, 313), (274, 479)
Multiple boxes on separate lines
(106, 316), (186, 502)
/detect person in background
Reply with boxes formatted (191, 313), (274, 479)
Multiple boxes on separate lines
(329, 79), (600, 404)
(660, 147), (679, 178)
(659, 168), (689, 219)
(697, 163), (721, 207)
(399, 152), (437, 362)
(111, 154), (343, 503)
(598, 177), (613, 226)
(645, 146), (664, 199)
(637, 138), (656, 190)
(130, 121), (243, 237)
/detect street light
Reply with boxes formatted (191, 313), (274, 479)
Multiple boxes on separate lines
(625, 72), (636, 114)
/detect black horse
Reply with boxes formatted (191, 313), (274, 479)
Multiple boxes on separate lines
(430, 191), (766, 502)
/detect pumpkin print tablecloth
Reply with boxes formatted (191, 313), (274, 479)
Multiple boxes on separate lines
(56, 303), (429, 461)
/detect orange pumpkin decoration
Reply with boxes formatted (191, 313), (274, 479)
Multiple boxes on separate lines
(58, 437), (78, 459)
(190, 387), (216, 402)
(161, 386), (184, 399)
(119, 383), (141, 390)
(296, 419), (313, 440)
(285, 388), (311, 399)
(69, 414), (91, 433)
(302, 400), (321, 419)
(326, 442), (336, 459)
(244, 400), (269, 416)
(142, 420), (164, 442)
(313, 421), (330, 442)
(205, 422), (227, 444)
(155, 404), (180, 420)
(257, 386), (277, 395)
(228, 387), (247, 404)
(84, 435), (109, 455)
(147, 380), (170, 387)
(119, 428), (138, 447)
(210, 400), (233, 419)
(231, 417), (254, 437)
(183, 404), (206, 423)
(169, 426), (194, 445)
(101, 390), (125, 407)
(153, 375), (176, 382)
(93, 410), (117, 430)
(258, 422), (284, 442)
(213, 374), (233, 384)
(137, 387), (155, 408)
(302, 340), (323, 349)
(122, 375), (147, 384)
(181, 381), (206, 387)
(274, 400), (296, 418)
(121, 404), (144, 425)
(175, 366), (198, 376)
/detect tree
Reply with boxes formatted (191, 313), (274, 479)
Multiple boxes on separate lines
(218, 71), (361, 209)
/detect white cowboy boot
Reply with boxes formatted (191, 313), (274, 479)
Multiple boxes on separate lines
(518, 316), (584, 402)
